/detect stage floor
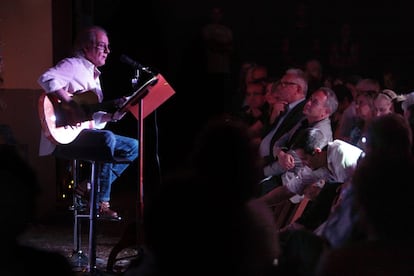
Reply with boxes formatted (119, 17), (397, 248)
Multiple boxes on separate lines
(19, 184), (142, 275)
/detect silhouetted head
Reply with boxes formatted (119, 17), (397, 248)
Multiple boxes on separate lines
(0, 145), (40, 240)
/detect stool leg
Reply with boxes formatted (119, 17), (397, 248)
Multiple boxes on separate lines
(70, 159), (88, 271)
(88, 161), (99, 273)
(73, 160), (82, 251)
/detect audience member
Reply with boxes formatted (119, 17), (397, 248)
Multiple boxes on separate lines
(259, 87), (338, 200)
(247, 78), (289, 148)
(364, 112), (412, 158)
(233, 63), (268, 111)
(330, 83), (353, 133)
(265, 127), (361, 231)
(231, 61), (257, 110)
(259, 68), (307, 170)
(247, 64), (269, 87)
(274, 126), (361, 214)
(343, 74), (361, 101)
(402, 91), (414, 119)
(261, 79), (287, 136)
(277, 114), (413, 275)
(402, 91), (414, 154)
(0, 145), (74, 275)
(334, 78), (380, 141)
(392, 93), (406, 115)
(316, 153), (414, 275)
(126, 115), (280, 276)
(373, 88), (397, 117)
(289, 127), (362, 193)
(316, 113), (413, 249)
(348, 90), (376, 150)
(269, 127), (361, 276)
(234, 82), (268, 146)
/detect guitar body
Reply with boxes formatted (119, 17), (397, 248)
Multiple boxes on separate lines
(38, 92), (96, 145)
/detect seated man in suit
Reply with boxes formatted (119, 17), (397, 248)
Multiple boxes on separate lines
(259, 68), (308, 177)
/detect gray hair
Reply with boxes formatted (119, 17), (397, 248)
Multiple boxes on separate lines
(73, 26), (108, 55)
(286, 68), (308, 97)
(317, 87), (339, 116)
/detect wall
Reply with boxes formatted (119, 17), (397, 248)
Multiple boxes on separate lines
(0, 0), (57, 219)
(0, 0), (52, 89)
(0, 89), (57, 219)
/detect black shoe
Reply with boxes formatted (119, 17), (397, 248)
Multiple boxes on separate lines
(68, 195), (88, 212)
(75, 179), (90, 200)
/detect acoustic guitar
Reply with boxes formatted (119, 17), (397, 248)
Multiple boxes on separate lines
(38, 91), (123, 145)
(38, 73), (175, 145)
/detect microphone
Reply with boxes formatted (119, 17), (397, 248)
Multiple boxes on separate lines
(120, 54), (153, 74)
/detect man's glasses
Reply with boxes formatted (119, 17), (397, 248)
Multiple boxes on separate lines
(95, 43), (110, 52)
(278, 81), (299, 87)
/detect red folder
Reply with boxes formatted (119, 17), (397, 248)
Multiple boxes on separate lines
(119, 73), (175, 119)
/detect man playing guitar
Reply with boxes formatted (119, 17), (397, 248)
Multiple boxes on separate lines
(37, 25), (139, 219)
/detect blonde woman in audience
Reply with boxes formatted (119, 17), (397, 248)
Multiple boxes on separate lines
(373, 88), (397, 117)
(334, 78), (380, 141)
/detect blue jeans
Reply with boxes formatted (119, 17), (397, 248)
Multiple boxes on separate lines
(53, 129), (139, 203)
